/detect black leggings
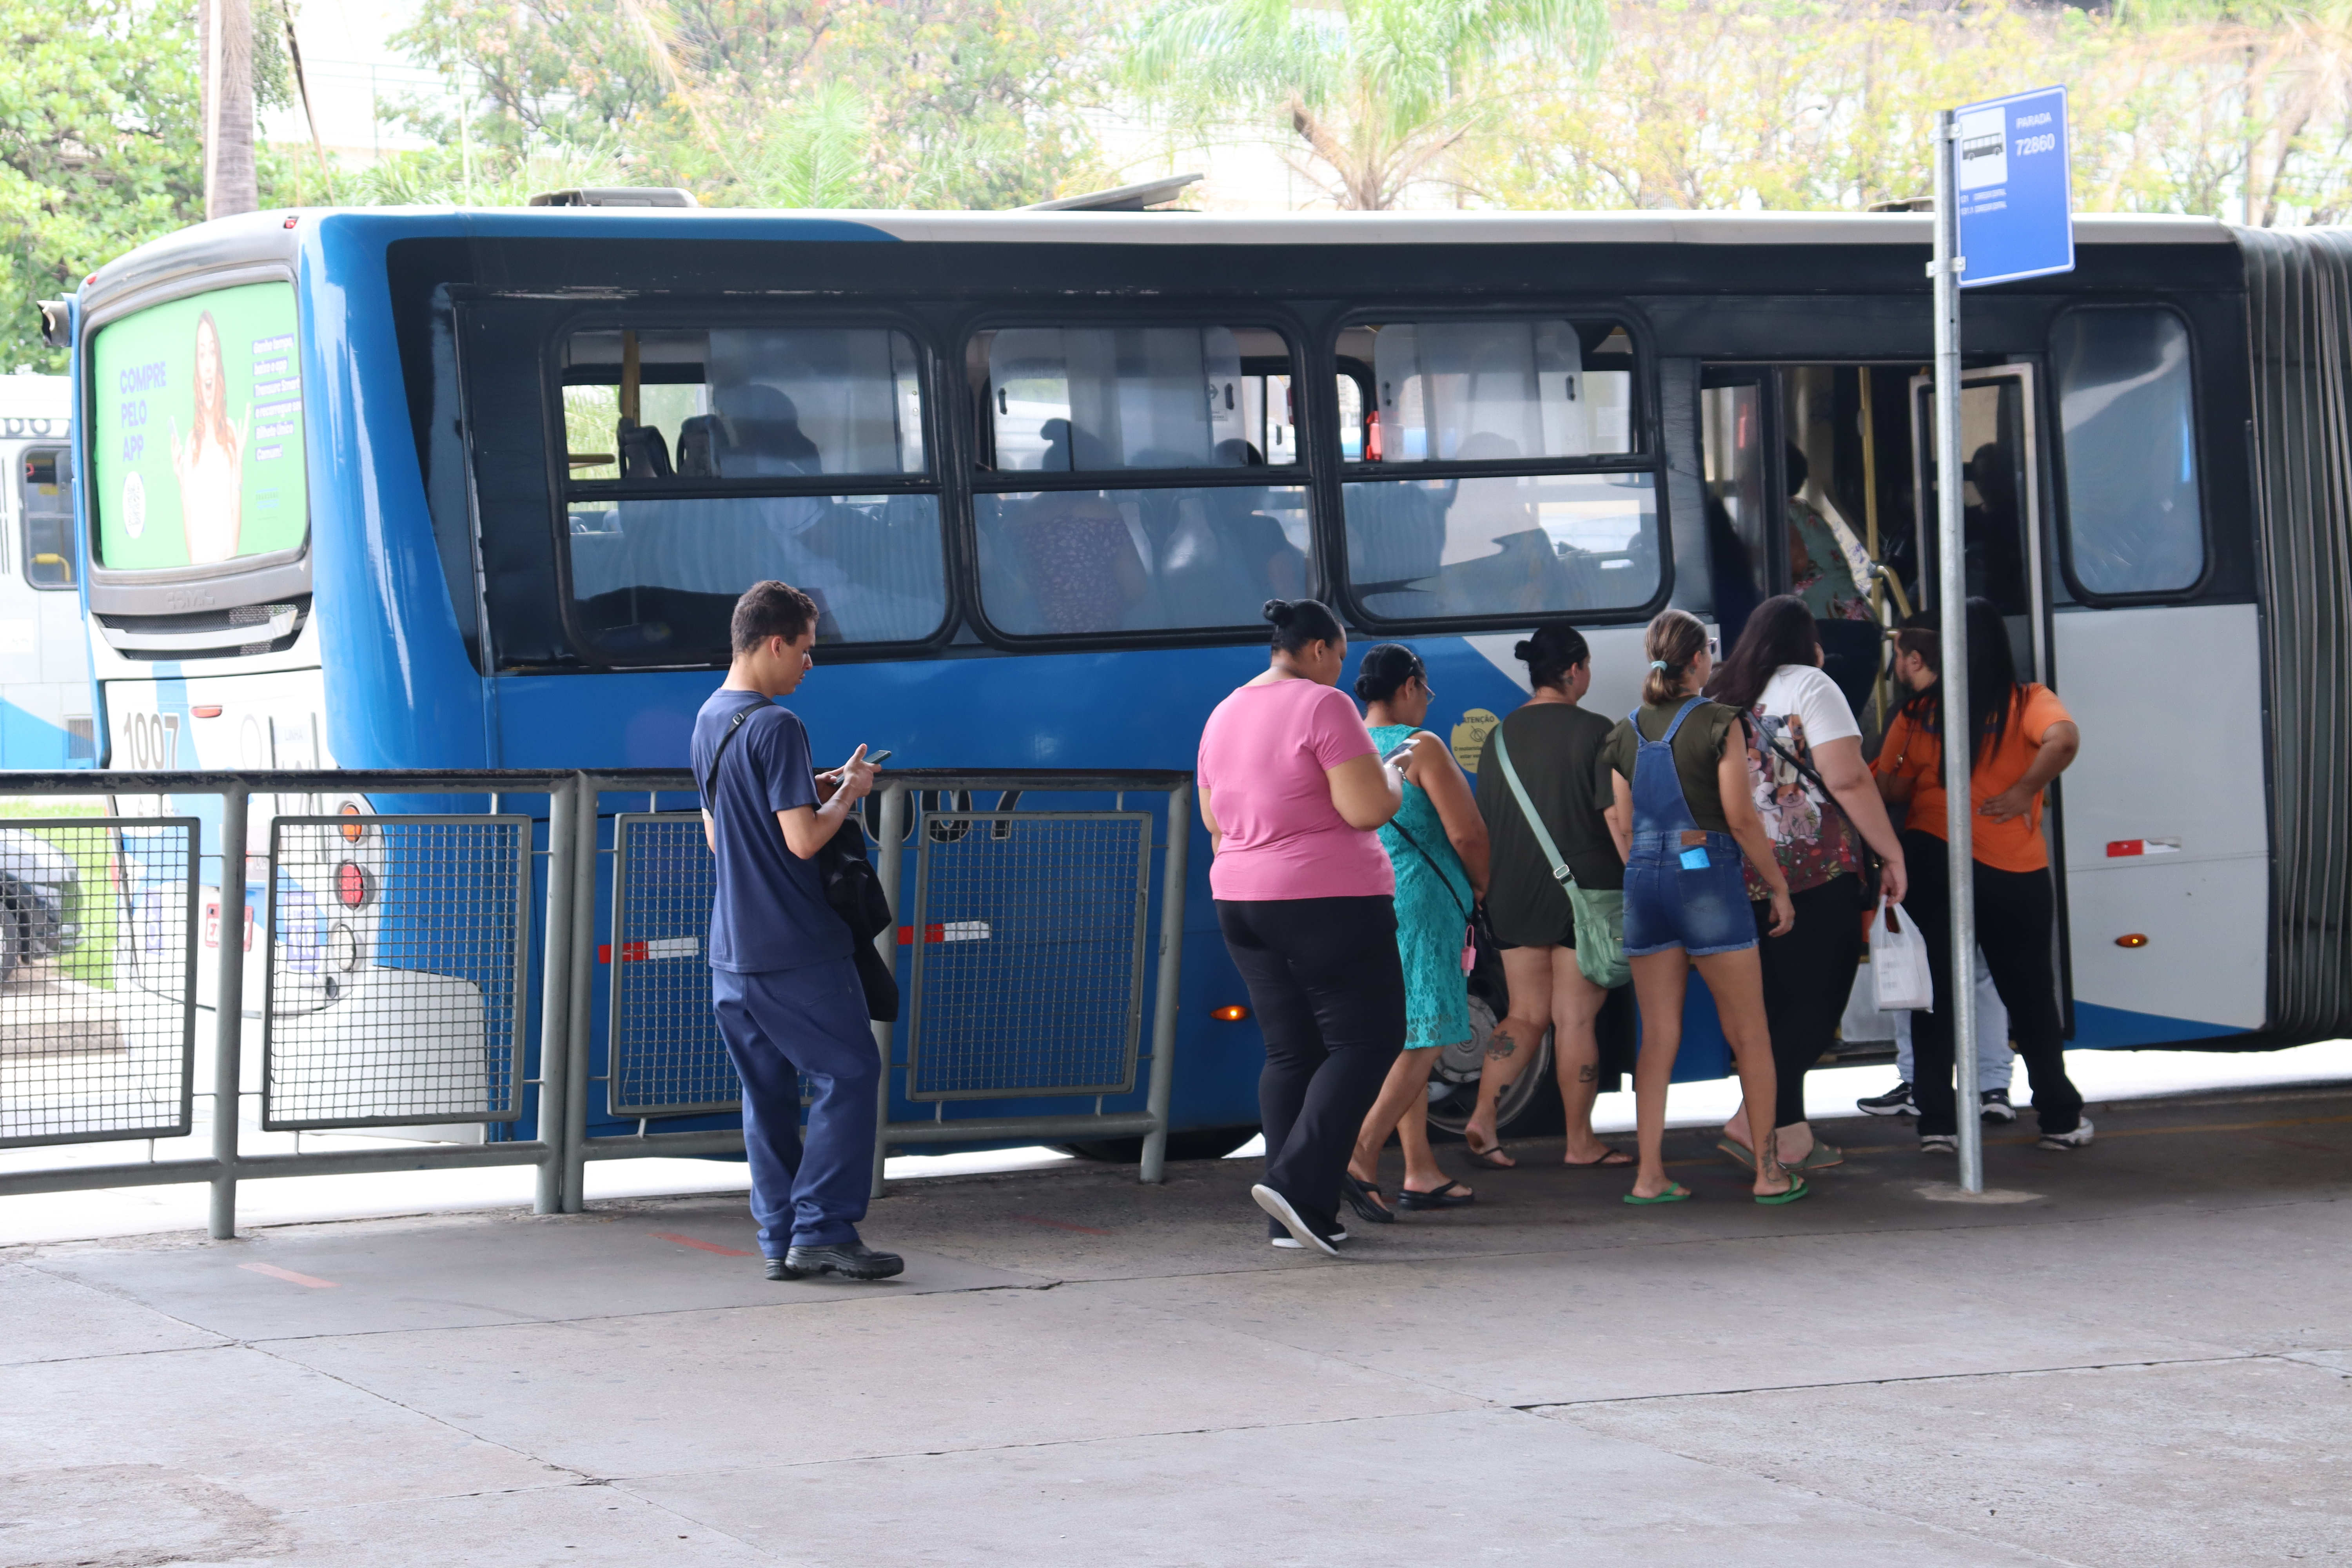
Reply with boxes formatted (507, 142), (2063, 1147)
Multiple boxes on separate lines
(1217, 896), (1406, 1234)
(1751, 875), (1866, 1129)
(1900, 829), (2083, 1138)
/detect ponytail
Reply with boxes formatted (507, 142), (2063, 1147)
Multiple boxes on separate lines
(1641, 609), (1708, 706)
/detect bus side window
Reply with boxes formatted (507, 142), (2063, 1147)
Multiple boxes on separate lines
(19, 448), (73, 589)
(2053, 308), (2205, 598)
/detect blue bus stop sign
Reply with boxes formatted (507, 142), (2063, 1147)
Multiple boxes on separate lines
(1954, 85), (2073, 288)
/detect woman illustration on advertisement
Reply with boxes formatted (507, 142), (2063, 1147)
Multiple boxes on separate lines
(169, 311), (245, 563)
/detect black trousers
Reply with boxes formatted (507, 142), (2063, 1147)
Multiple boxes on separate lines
(1900, 829), (2084, 1138)
(1217, 895), (1406, 1234)
(1752, 875), (1866, 1129)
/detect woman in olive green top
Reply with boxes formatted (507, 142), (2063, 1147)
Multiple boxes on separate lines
(1465, 622), (1632, 1171)
(1603, 609), (1803, 1206)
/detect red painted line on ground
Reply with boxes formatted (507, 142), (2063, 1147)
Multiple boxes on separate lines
(649, 1231), (756, 1257)
(239, 1262), (339, 1289)
(1011, 1214), (1112, 1236)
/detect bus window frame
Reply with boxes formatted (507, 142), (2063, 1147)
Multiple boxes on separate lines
(1325, 303), (1672, 635)
(957, 307), (1322, 651)
(17, 446), (75, 592)
(2044, 300), (2216, 608)
(537, 303), (958, 670)
(75, 261), (316, 618)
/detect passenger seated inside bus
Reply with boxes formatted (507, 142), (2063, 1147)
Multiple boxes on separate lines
(560, 325), (943, 655)
(970, 325), (1315, 636)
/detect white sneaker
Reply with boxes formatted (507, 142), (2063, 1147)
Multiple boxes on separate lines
(1271, 1227), (1348, 1250)
(1252, 1183), (1339, 1256)
(2039, 1117), (2095, 1151)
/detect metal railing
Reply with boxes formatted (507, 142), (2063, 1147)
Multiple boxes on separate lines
(564, 769), (1190, 1203)
(0, 764), (1196, 1234)
(0, 770), (577, 1237)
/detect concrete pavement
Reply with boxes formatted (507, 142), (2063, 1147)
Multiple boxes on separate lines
(3, 1082), (2347, 1565)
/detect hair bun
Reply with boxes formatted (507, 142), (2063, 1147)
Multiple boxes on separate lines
(1512, 639), (1535, 661)
(1262, 599), (1295, 627)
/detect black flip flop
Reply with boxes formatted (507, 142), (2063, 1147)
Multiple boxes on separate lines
(1396, 1179), (1477, 1210)
(1462, 1137), (1516, 1170)
(1340, 1172), (1395, 1225)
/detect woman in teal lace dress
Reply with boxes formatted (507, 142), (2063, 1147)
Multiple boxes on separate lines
(1341, 644), (1491, 1219)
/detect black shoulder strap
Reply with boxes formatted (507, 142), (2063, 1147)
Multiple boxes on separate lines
(697, 708), (752, 809)
(1386, 817), (1472, 925)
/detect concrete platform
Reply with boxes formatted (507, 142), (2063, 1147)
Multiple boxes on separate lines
(3, 1083), (2348, 1565)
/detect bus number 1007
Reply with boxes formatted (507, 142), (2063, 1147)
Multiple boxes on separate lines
(118, 710), (182, 770)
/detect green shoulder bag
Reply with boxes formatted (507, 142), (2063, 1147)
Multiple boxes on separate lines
(1492, 727), (1630, 989)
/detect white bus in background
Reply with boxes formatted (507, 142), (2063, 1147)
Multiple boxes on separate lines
(0, 375), (89, 768)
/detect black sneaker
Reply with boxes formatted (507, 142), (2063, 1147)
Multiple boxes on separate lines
(1270, 1225), (1348, 1250)
(1980, 1089), (2017, 1123)
(774, 1242), (905, 1281)
(1858, 1080), (1916, 1117)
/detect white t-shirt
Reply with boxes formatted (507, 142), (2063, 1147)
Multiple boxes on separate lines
(1743, 663), (1864, 891)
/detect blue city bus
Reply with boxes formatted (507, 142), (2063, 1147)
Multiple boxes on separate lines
(55, 204), (2352, 1153)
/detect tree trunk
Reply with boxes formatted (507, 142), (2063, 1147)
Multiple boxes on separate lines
(200, 0), (259, 220)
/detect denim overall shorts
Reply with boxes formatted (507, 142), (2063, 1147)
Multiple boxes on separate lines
(1621, 698), (1758, 959)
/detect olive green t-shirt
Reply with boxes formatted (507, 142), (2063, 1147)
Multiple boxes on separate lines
(1475, 704), (1624, 948)
(1601, 699), (1744, 836)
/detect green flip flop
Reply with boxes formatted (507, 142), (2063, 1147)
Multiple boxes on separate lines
(1754, 1174), (1811, 1206)
(1623, 1183), (1693, 1205)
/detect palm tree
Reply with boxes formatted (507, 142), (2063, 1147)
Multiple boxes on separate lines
(1125, 0), (1606, 210)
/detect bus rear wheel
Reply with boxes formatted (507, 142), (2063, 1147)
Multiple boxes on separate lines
(1057, 1126), (1259, 1164)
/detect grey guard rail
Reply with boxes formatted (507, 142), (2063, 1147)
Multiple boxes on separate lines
(0, 769), (579, 1238)
(569, 769), (1190, 1205)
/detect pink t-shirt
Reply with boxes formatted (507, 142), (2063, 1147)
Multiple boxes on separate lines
(1196, 679), (1394, 902)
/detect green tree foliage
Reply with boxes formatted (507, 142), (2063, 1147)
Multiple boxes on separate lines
(1462, 0), (2352, 225)
(1124, 0), (1607, 209)
(0, 0), (205, 369)
(390, 0), (1113, 208)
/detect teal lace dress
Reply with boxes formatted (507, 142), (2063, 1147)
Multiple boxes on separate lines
(1368, 724), (1476, 1053)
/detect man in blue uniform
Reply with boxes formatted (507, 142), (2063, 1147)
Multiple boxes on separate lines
(693, 580), (897, 1280)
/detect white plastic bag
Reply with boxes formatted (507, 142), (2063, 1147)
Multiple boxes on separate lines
(1870, 897), (1935, 1013)
(1840, 959), (1899, 1042)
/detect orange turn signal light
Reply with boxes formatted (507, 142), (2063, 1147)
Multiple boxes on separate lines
(1212, 1004), (1250, 1022)
(339, 802), (365, 843)
(2116, 933), (2150, 949)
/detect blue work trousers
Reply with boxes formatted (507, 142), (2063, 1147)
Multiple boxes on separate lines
(711, 958), (878, 1254)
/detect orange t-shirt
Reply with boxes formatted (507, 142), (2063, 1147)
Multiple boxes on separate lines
(1874, 684), (2073, 873)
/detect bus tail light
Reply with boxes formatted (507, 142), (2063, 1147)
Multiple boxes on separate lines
(2116, 933), (2150, 949)
(336, 863), (373, 908)
(1212, 1004), (1250, 1022)
(338, 802), (366, 843)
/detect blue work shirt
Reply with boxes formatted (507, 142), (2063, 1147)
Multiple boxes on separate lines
(692, 688), (854, 974)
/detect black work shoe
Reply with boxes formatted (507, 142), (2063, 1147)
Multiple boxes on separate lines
(777, 1242), (906, 1281)
(1858, 1080), (1917, 1118)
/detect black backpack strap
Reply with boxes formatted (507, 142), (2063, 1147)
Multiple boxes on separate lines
(697, 708), (752, 809)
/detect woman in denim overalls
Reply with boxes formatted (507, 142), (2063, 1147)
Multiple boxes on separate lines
(1605, 610), (1809, 1205)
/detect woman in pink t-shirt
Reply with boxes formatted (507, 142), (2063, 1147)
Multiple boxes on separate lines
(1198, 598), (1414, 1256)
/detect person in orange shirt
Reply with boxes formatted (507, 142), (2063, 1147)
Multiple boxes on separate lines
(1875, 599), (2093, 1154)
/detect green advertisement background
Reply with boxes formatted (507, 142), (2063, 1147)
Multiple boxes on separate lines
(91, 281), (308, 569)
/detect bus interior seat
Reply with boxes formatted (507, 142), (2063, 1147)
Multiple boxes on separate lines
(618, 421), (673, 479)
(675, 416), (719, 477)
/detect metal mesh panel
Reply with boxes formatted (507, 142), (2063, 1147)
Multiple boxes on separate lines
(262, 816), (528, 1130)
(609, 813), (739, 1116)
(905, 811), (1150, 1101)
(0, 817), (198, 1149)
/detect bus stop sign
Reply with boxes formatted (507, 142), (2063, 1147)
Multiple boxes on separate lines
(1954, 85), (2073, 287)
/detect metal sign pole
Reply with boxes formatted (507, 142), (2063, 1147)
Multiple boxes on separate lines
(1932, 109), (1984, 1194)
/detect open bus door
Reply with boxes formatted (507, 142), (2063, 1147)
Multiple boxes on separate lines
(1909, 365), (2067, 1029)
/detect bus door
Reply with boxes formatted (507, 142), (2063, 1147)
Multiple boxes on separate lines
(1908, 366), (2067, 1020)
(1700, 365), (1906, 721)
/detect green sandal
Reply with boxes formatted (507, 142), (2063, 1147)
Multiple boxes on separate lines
(1623, 1183), (1693, 1205)
(1754, 1174), (1811, 1206)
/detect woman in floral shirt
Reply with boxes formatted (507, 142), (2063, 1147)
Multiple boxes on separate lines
(1706, 595), (1908, 1172)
